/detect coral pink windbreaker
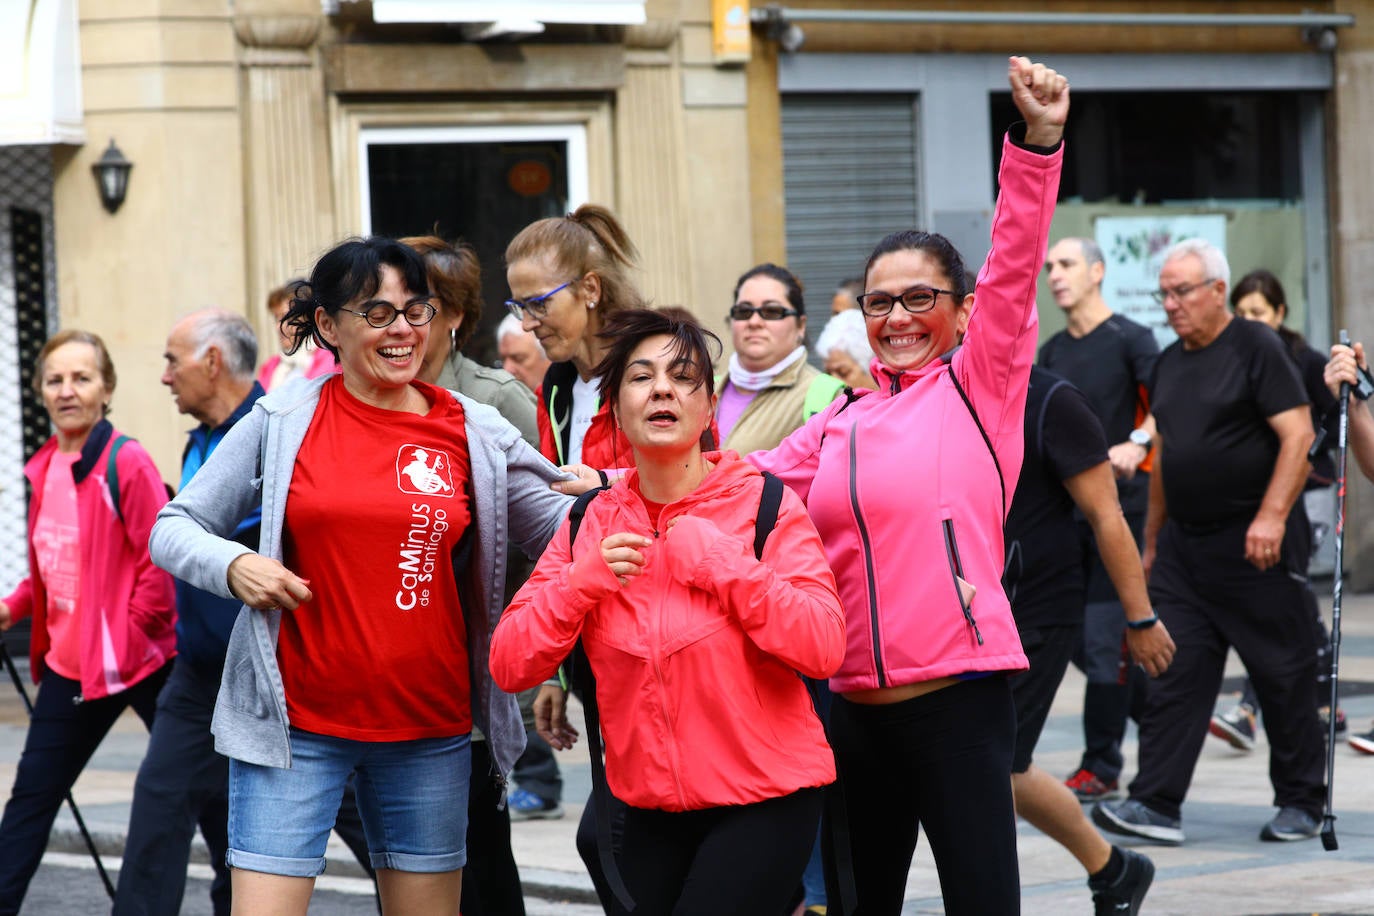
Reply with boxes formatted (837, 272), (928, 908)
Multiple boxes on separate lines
(4, 421), (176, 699)
(491, 453), (844, 812)
(750, 130), (1061, 693)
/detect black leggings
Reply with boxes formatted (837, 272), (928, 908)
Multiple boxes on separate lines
(823, 676), (1019, 916)
(616, 788), (823, 916)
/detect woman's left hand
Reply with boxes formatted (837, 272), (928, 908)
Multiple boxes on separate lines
(1008, 56), (1069, 147)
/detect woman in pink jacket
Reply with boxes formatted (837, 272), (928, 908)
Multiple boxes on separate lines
(491, 308), (844, 915)
(747, 58), (1069, 914)
(0, 330), (175, 914)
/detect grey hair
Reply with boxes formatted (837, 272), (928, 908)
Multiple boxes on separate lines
(495, 314), (548, 359)
(186, 308), (258, 380)
(1067, 237), (1105, 269)
(815, 308), (874, 365)
(1161, 237), (1230, 288)
(495, 313), (524, 344)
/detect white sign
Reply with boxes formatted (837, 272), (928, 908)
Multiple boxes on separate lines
(1095, 214), (1227, 350)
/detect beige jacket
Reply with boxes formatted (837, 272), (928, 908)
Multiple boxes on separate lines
(719, 357), (845, 455)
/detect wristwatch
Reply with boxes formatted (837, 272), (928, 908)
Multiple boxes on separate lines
(1128, 427), (1151, 448)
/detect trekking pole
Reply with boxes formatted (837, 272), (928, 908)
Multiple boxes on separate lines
(1321, 329), (1355, 852)
(0, 640), (116, 897)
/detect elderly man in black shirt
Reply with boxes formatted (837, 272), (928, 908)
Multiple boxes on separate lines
(1093, 238), (1326, 845)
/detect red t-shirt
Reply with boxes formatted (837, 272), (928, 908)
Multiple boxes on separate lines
(278, 377), (473, 741)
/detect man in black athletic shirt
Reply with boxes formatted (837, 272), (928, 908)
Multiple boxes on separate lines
(1093, 238), (1325, 846)
(1004, 365), (1174, 914)
(1040, 237), (1159, 803)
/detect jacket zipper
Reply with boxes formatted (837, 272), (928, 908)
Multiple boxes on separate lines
(942, 518), (984, 646)
(848, 424), (887, 686)
(643, 508), (688, 807)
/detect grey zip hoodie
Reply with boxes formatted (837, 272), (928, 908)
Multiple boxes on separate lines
(148, 375), (570, 776)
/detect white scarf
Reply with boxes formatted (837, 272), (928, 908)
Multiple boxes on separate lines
(727, 345), (808, 392)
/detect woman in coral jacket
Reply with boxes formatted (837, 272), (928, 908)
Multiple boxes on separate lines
(491, 308), (844, 915)
(0, 330), (175, 914)
(746, 58), (1068, 914)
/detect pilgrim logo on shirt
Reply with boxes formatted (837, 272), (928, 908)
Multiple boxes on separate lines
(396, 445), (454, 497)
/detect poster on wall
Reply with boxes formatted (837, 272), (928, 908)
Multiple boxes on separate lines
(1094, 214), (1227, 350)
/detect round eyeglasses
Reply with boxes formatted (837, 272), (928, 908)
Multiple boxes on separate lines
(339, 299), (437, 328)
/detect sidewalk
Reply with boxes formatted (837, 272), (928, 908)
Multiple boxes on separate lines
(4, 584), (1374, 913)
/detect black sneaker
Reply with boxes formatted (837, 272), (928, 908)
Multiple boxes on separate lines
(1259, 806), (1319, 842)
(1089, 847), (1155, 915)
(1208, 703), (1257, 751)
(1092, 799), (1185, 846)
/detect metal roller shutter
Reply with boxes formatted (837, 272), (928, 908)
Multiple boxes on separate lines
(781, 93), (920, 329)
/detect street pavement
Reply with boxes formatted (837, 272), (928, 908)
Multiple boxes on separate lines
(4, 582), (1374, 914)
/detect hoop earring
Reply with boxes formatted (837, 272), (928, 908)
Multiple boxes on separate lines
(450, 328), (459, 354)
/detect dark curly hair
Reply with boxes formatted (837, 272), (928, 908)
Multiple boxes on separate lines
(283, 237), (430, 357)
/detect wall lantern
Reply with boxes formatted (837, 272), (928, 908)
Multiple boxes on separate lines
(91, 139), (133, 214)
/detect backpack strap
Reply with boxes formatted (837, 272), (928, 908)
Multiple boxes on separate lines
(947, 365), (1006, 519)
(566, 485), (607, 548)
(753, 471), (784, 560)
(106, 435), (131, 525)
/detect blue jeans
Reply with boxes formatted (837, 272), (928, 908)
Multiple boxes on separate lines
(227, 729), (471, 877)
(0, 664), (169, 916)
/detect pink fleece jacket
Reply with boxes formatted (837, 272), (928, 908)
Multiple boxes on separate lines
(751, 132), (1061, 692)
(4, 424), (176, 698)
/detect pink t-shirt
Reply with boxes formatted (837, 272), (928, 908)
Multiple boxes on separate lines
(33, 452), (82, 679)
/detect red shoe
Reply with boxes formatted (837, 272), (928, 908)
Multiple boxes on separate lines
(1065, 768), (1122, 802)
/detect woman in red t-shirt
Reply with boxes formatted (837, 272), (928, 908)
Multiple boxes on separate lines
(149, 237), (570, 915)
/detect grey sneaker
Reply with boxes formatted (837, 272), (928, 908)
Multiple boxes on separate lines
(1092, 799), (1185, 846)
(1259, 806), (1320, 842)
(1090, 847), (1155, 915)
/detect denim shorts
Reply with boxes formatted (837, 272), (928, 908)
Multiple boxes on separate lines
(227, 729), (471, 877)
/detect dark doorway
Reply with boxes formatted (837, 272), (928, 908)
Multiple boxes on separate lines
(367, 140), (571, 366)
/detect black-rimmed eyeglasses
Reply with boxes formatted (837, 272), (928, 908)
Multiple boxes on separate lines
(506, 280), (575, 320)
(1150, 278), (1216, 304)
(729, 303), (800, 321)
(856, 285), (957, 317)
(339, 299), (437, 328)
